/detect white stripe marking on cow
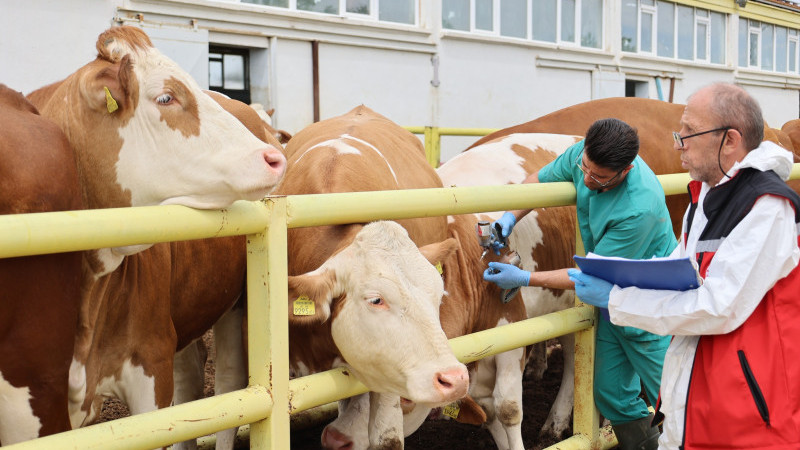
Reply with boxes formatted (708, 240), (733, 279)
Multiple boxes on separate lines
(295, 134), (399, 184)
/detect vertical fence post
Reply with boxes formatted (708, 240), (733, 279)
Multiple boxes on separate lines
(247, 197), (290, 449)
(424, 126), (441, 167)
(572, 219), (601, 448)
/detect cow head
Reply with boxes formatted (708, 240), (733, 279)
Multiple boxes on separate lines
(288, 221), (468, 406)
(48, 26), (286, 210)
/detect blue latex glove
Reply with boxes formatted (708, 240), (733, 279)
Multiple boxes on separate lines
(567, 268), (613, 309)
(483, 262), (530, 290)
(490, 212), (517, 254)
(494, 212), (517, 239)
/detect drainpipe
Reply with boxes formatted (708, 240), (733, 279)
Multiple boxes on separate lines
(311, 40), (320, 123)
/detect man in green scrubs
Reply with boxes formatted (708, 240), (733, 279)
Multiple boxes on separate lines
(484, 118), (674, 450)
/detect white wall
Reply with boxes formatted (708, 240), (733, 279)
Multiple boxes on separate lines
(272, 38), (314, 135)
(317, 43), (432, 127)
(0, 0), (119, 94)
(1, 0), (798, 164)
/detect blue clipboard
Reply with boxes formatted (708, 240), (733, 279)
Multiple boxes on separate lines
(573, 254), (701, 291)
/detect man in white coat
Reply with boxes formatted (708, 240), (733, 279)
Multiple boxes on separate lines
(568, 82), (800, 449)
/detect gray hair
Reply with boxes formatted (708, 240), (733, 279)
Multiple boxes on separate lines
(692, 82), (764, 151)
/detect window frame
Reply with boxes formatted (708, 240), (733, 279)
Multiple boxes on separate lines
(639, 0), (657, 56)
(694, 9), (710, 63)
(623, 1), (726, 66)
(241, 0), (419, 26)
(748, 20), (762, 69)
(208, 46), (251, 105)
(440, 0), (603, 48)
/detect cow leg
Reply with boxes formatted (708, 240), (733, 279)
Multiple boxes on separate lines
(540, 333), (575, 440)
(322, 394), (370, 449)
(468, 356), (509, 449)
(211, 302), (247, 450)
(489, 347), (525, 450)
(368, 392), (404, 449)
(172, 339), (207, 450)
(524, 341), (548, 381)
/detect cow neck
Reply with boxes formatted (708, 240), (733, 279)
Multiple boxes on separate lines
(439, 215), (493, 337)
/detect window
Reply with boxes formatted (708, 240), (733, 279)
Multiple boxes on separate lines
(442, 0), (602, 48)
(710, 12), (725, 64)
(695, 9), (709, 62)
(676, 5), (693, 60)
(739, 19), (799, 74)
(761, 23), (774, 71)
(532, 0), (557, 42)
(776, 26), (788, 72)
(626, 79), (648, 98)
(209, 46), (250, 104)
(640, 0), (656, 54)
(242, 0), (417, 25)
(500, 0), (527, 38)
(624, 1), (725, 65)
(656, 1), (674, 57)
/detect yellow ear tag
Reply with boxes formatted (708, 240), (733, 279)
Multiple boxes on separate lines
(435, 262), (443, 275)
(442, 402), (460, 419)
(293, 295), (315, 316)
(104, 86), (119, 113)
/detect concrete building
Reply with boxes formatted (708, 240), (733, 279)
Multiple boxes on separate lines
(2, 0), (798, 162)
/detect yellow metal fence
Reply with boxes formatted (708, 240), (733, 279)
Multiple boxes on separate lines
(403, 126), (500, 167)
(3, 129), (797, 449)
(0, 174), (688, 450)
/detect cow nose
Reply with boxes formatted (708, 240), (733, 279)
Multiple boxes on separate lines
(433, 366), (469, 402)
(321, 426), (353, 450)
(262, 146), (287, 174)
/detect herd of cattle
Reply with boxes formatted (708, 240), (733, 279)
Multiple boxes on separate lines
(1, 25), (800, 450)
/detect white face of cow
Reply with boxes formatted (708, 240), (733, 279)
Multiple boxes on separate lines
(288, 221), (468, 406)
(114, 48), (286, 208)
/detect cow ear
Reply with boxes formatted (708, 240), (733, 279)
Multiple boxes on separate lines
(418, 238), (459, 268)
(287, 268), (340, 324)
(451, 395), (487, 425)
(81, 56), (133, 115)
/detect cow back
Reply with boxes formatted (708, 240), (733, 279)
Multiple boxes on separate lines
(278, 105), (447, 275)
(467, 98), (685, 235)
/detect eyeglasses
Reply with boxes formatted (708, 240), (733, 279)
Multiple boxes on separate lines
(574, 153), (624, 188)
(672, 127), (731, 148)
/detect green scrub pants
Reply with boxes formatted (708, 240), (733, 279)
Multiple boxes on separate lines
(594, 316), (671, 425)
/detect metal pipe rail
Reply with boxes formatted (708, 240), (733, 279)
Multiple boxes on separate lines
(403, 126), (500, 167)
(3, 165), (798, 449)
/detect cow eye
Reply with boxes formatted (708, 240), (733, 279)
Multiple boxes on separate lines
(155, 93), (173, 105)
(367, 297), (384, 307)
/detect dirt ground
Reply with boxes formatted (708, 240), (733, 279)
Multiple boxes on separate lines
(99, 333), (570, 449)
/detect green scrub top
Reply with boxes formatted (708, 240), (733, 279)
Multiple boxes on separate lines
(538, 140), (676, 259)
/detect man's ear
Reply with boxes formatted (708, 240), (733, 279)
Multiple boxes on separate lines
(287, 268), (341, 324)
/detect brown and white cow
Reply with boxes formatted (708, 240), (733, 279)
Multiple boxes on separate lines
(782, 119), (800, 156)
(468, 97), (796, 237)
(0, 84), (84, 444)
(272, 105), (514, 448)
(323, 133), (581, 450)
(23, 25), (286, 444)
(250, 102), (293, 144)
(437, 133), (582, 442)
